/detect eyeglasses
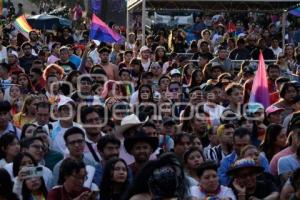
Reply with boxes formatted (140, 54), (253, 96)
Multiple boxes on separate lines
(71, 174), (88, 181)
(30, 144), (45, 151)
(68, 139), (85, 146)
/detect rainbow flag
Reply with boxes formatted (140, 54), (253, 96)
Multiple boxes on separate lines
(288, 6), (300, 17)
(249, 51), (270, 108)
(13, 15), (33, 39)
(89, 14), (122, 43)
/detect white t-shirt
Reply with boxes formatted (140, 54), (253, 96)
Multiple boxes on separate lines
(203, 103), (225, 126)
(0, 46), (8, 63)
(190, 185), (236, 200)
(4, 163), (53, 190)
(270, 46), (283, 57)
(141, 59), (151, 71)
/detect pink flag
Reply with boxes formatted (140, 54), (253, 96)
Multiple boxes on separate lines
(249, 51), (270, 108)
(90, 14), (122, 43)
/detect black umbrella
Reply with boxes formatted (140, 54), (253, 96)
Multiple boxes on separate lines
(27, 14), (72, 30)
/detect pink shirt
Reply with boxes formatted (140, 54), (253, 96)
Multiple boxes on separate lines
(269, 146), (293, 175)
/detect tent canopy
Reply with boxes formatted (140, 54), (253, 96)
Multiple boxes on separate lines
(128, 0), (299, 12)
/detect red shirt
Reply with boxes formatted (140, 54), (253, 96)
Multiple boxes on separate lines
(270, 92), (280, 105)
(47, 186), (90, 200)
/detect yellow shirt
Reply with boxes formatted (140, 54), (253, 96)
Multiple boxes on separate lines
(13, 112), (35, 129)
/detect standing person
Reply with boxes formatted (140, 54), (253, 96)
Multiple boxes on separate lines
(260, 124), (287, 162)
(19, 42), (38, 74)
(58, 28), (74, 46)
(124, 130), (158, 177)
(190, 161), (236, 200)
(207, 124), (234, 163)
(269, 112), (300, 176)
(13, 95), (38, 129)
(93, 135), (121, 186)
(51, 96), (82, 154)
(0, 36), (8, 63)
(48, 158), (93, 200)
(52, 127), (96, 186)
(173, 133), (191, 163)
(99, 158), (130, 200)
(33, 102), (52, 135)
(0, 169), (19, 200)
(56, 46), (77, 74)
(0, 101), (21, 139)
(139, 46), (152, 72)
(210, 45), (233, 73)
(218, 127), (269, 186)
(47, 43), (61, 65)
(81, 106), (105, 163)
(72, 1), (83, 23)
(98, 47), (119, 80)
(183, 147), (205, 185)
(14, 175), (48, 200)
(272, 82), (298, 119)
(229, 158), (279, 200)
(0, 134), (20, 168)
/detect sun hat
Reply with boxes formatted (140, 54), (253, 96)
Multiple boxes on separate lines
(119, 114), (149, 134)
(124, 130), (158, 153)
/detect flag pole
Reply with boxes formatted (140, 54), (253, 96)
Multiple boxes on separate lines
(282, 10), (287, 50)
(126, 5), (129, 44)
(142, 0), (146, 45)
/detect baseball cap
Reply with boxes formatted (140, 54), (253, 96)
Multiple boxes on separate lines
(57, 95), (75, 109)
(265, 105), (284, 116)
(170, 69), (181, 76)
(211, 62), (223, 69)
(140, 45), (150, 52)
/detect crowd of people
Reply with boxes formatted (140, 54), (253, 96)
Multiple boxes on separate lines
(0, 2), (300, 200)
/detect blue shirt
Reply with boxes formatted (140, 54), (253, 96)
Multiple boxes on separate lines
(70, 54), (82, 69)
(218, 151), (270, 186)
(278, 154), (300, 175)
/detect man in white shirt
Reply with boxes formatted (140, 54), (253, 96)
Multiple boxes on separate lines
(0, 36), (8, 63)
(140, 45), (152, 71)
(51, 95), (83, 154)
(270, 38), (282, 57)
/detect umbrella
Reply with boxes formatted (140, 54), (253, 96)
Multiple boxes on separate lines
(27, 14), (72, 30)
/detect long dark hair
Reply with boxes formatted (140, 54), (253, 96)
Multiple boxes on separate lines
(100, 158), (129, 200)
(13, 152), (37, 177)
(22, 177), (48, 200)
(154, 46), (168, 64)
(21, 123), (37, 140)
(189, 69), (203, 88)
(0, 134), (19, 160)
(123, 153), (188, 200)
(0, 168), (19, 200)
(182, 63), (194, 85)
(260, 124), (286, 161)
(138, 84), (153, 103)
